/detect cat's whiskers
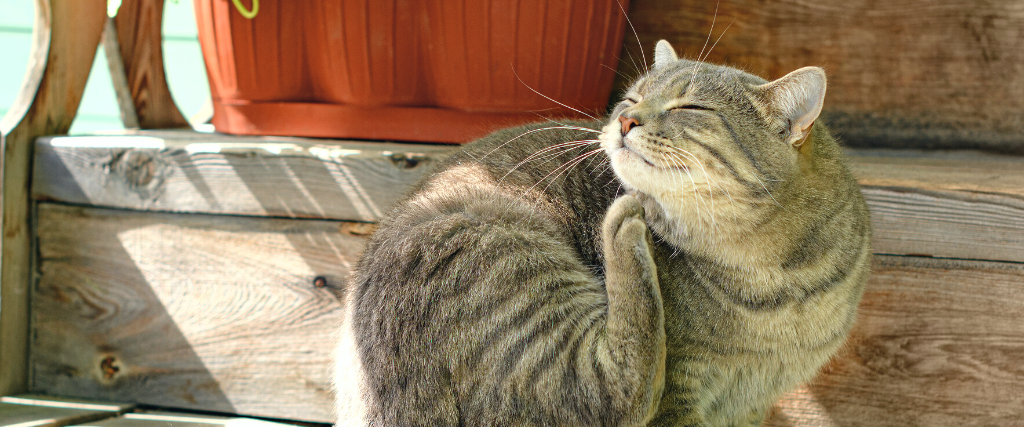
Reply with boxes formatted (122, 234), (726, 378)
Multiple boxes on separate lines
(664, 128), (733, 202)
(531, 114), (605, 134)
(666, 153), (708, 233)
(512, 68), (599, 121)
(505, 147), (607, 213)
(666, 145), (736, 204)
(540, 147), (608, 195)
(663, 151), (714, 231)
(657, 131), (733, 204)
(623, 48), (644, 77)
(689, 4), (734, 91)
(698, 21), (734, 68)
(616, 0), (647, 72)
(752, 174), (783, 207)
(690, 1), (720, 89)
(500, 140), (600, 181)
(659, 148), (685, 221)
(601, 63), (631, 80)
(482, 126), (599, 161)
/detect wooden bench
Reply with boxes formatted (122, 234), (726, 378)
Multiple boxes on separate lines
(3, 1), (1024, 425)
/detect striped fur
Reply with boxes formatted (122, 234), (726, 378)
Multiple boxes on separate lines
(335, 40), (871, 426)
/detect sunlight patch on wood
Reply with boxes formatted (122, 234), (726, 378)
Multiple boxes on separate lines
(774, 385), (837, 427)
(0, 396), (122, 412)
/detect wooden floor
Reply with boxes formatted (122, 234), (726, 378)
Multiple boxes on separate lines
(0, 394), (312, 426)
(21, 130), (1024, 425)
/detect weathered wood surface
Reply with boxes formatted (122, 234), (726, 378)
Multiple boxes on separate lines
(0, 394), (131, 427)
(75, 411), (300, 426)
(32, 204), (366, 422)
(32, 202), (1024, 424)
(766, 256), (1024, 426)
(34, 131), (452, 222)
(848, 149), (1024, 263)
(619, 0), (1024, 153)
(34, 133), (1024, 263)
(102, 17), (141, 129)
(110, 0), (189, 129)
(0, 0), (107, 397)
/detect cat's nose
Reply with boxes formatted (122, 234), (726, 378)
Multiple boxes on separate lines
(619, 116), (640, 135)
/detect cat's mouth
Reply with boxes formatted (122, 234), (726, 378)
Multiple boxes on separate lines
(618, 137), (657, 167)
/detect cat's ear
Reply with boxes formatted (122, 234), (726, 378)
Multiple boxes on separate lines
(653, 39), (678, 70)
(760, 67), (827, 147)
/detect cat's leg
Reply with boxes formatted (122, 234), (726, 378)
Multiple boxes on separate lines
(594, 194), (667, 425)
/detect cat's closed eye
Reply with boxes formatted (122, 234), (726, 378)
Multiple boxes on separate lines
(671, 104), (714, 111)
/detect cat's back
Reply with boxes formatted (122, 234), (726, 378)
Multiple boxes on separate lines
(339, 120), (622, 426)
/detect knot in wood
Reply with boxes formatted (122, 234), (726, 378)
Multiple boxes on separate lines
(389, 153), (425, 170)
(100, 355), (120, 380)
(313, 276), (328, 288)
(111, 149), (170, 199)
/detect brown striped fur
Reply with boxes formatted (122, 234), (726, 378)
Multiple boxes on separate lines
(334, 40), (871, 426)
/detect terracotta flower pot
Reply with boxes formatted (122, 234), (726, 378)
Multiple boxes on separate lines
(193, 0), (629, 143)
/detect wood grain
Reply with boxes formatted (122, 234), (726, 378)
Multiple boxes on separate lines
(0, 0), (107, 397)
(111, 0), (189, 129)
(0, 394), (131, 427)
(848, 149), (1024, 263)
(619, 0), (1024, 153)
(32, 204), (1024, 424)
(33, 131), (452, 222)
(101, 17), (141, 129)
(766, 255), (1024, 426)
(31, 204), (365, 422)
(33, 133), (1024, 263)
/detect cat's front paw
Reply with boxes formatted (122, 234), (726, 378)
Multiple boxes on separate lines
(603, 195), (655, 269)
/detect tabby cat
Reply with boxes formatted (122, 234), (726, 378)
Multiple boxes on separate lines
(334, 40), (871, 426)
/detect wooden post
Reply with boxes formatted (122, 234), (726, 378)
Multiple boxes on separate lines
(0, 0), (107, 396)
(111, 0), (190, 129)
(102, 17), (142, 129)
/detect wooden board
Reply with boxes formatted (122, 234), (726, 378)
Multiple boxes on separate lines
(31, 204), (368, 422)
(33, 131), (452, 223)
(0, 394), (130, 427)
(766, 255), (1024, 426)
(34, 133), (1024, 263)
(848, 149), (1024, 263)
(619, 0), (1024, 153)
(1, 0), (107, 397)
(101, 17), (140, 129)
(74, 411), (300, 427)
(31, 201), (1024, 424)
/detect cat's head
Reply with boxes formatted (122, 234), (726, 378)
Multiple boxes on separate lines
(600, 39), (828, 243)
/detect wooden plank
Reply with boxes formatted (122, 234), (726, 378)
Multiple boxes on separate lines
(74, 411), (300, 427)
(766, 255), (1024, 426)
(0, 394), (130, 427)
(33, 133), (1024, 263)
(101, 17), (141, 129)
(849, 149), (1024, 263)
(33, 131), (452, 222)
(32, 203), (1024, 424)
(110, 0), (189, 129)
(31, 204), (366, 422)
(619, 0), (1024, 153)
(0, 0), (107, 397)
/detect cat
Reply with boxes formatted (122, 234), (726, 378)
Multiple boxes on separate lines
(333, 39), (872, 426)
